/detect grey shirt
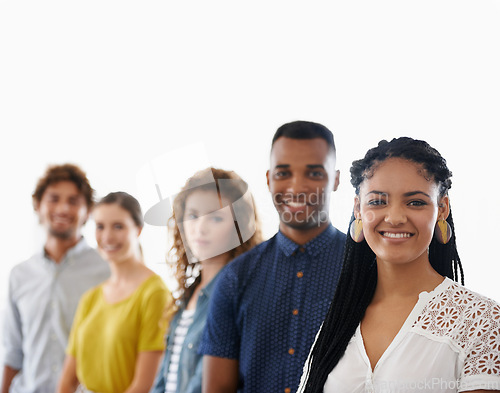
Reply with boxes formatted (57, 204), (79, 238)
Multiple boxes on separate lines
(3, 238), (110, 393)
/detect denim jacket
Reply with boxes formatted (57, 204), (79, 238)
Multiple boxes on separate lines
(150, 275), (220, 393)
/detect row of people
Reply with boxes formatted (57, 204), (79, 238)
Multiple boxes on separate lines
(3, 120), (500, 393)
(2, 163), (262, 393)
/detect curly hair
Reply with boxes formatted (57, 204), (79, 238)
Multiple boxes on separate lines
(167, 167), (263, 304)
(302, 137), (464, 393)
(32, 163), (95, 210)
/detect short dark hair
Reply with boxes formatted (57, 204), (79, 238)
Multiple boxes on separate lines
(32, 163), (95, 210)
(271, 120), (336, 152)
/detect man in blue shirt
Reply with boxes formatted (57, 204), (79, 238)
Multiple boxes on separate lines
(199, 121), (346, 393)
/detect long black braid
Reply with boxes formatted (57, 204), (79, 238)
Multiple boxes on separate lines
(301, 137), (464, 392)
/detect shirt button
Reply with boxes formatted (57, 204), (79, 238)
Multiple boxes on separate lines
(292, 309), (299, 316)
(288, 348), (295, 355)
(297, 271), (304, 278)
(299, 247), (305, 253)
(187, 343), (193, 349)
(285, 388), (291, 393)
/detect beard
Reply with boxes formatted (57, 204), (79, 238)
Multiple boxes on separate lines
(48, 226), (76, 240)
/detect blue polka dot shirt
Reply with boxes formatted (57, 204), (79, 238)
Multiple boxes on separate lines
(199, 224), (345, 393)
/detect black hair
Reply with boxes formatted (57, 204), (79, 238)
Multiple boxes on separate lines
(302, 137), (463, 392)
(271, 120), (335, 152)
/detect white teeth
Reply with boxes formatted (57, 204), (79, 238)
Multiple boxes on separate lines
(382, 232), (412, 239)
(285, 201), (306, 207)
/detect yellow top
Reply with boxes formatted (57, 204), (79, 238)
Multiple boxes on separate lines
(67, 274), (171, 393)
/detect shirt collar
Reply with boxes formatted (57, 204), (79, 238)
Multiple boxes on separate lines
(277, 224), (338, 258)
(178, 269), (225, 311)
(199, 268), (224, 298)
(67, 237), (91, 257)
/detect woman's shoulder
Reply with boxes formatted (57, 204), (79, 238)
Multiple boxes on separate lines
(75, 283), (105, 317)
(81, 282), (105, 303)
(223, 236), (277, 280)
(442, 280), (500, 318)
(414, 279), (500, 350)
(441, 282), (500, 380)
(135, 273), (171, 301)
(419, 278), (500, 314)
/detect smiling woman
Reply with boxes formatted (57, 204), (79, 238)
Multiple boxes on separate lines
(94, 193), (145, 265)
(298, 137), (500, 393)
(356, 158), (449, 270)
(57, 192), (172, 393)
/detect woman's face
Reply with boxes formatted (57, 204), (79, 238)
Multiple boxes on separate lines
(181, 190), (239, 262)
(94, 203), (141, 263)
(356, 158), (449, 267)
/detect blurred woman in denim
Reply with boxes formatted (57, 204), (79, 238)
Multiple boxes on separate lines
(150, 167), (262, 393)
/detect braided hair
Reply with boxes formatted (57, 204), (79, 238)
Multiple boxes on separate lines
(301, 137), (463, 392)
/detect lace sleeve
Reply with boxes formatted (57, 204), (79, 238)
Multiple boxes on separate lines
(459, 296), (500, 392)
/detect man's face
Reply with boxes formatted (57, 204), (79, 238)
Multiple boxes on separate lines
(35, 181), (89, 240)
(267, 137), (339, 233)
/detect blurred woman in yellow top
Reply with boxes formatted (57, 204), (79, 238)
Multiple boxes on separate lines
(57, 192), (172, 393)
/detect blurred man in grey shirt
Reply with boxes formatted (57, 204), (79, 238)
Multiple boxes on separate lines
(1, 164), (110, 393)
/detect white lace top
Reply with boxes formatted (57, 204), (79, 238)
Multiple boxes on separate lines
(298, 278), (500, 393)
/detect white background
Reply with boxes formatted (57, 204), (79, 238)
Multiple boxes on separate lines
(1, 0), (499, 375)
